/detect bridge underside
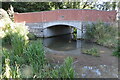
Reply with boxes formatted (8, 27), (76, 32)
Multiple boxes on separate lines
(43, 25), (73, 37)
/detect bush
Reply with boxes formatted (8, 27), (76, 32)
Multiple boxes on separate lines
(112, 45), (120, 57)
(2, 22), (29, 45)
(85, 21), (118, 48)
(2, 23), (13, 45)
(112, 50), (120, 57)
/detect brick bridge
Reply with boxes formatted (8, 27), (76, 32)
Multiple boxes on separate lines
(14, 9), (116, 38)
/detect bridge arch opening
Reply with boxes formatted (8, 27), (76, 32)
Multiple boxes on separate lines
(43, 24), (77, 38)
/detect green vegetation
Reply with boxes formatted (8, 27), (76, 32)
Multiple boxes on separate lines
(112, 49), (120, 57)
(2, 22), (29, 45)
(2, 26), (75, 78)
(48, 57), (75, 78)
(82, 48), (100, 57)
(112, 44), (120, 57)
(1, 10), (75, 78)
(27, 33), (36, 40)
(2, 46), (75, 78)
(85, 22), (118, 48)
(2, 2), (119, 13)
(85, 21), (119, 57)
(23, 40), (46, 77)
(59, 57), (75, 78)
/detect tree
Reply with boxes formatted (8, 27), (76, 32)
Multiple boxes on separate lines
(2, 2), (119, 13)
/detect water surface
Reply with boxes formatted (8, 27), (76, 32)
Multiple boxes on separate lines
(43, 34), (118, 78)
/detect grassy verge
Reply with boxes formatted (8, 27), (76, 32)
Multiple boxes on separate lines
(1, 25), (75, 78)
(85, 21), (119, 57)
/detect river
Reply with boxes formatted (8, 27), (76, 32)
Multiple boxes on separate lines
(42, 34), (118, 78)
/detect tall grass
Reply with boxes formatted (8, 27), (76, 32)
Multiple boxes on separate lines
(49, 57), (75, 78)
(2, 48), (21, 78)
(85, 22), (118, 48)
(59, 57), (75, 78)
(23, 40), (46, 77)
(11, 33), (26, 56)
(2, 46), (75, 78)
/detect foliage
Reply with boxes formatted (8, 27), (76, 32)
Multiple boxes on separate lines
(10, 23), (29, 56)
(27, 32), (36, 40)
(59, 57), (75, 78)
(2, 22), (29, 45)
(2, 47), (75, 78)
(2, 38), (75, 78)
(112, 48), (120, 57)
(2, 48), (21, 78)
(49, 57), (75, 78)
(2, 40), (45, 78)
(2, 2), (118, 13)
(11, 33), (26, 56)
(85, 21), (119, 57)
(2, 23), (12, 45)
(23, 40), (46, 76)
(112, 38), (120, 57)
(1, 8), (29, 45)
(82, 48), (100, 57)
(85, 21), (118, 48)
(0, 8), (76, 78)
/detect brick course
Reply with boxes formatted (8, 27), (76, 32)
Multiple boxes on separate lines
(14, 9), (116, 23)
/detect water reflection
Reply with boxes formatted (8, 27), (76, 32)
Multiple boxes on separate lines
(43, 34), (77, 51)
(42, 34), (118, 78)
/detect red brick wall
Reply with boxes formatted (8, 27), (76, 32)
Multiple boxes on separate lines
(14, 9), (116, 23)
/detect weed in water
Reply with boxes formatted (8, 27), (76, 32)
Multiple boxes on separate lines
(82, 48), (100, 57)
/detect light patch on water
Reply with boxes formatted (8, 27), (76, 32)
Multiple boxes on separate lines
(80, 65), (118, 78)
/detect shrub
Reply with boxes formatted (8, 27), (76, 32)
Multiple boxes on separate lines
(2, 22), (29, 45)
(112, 50), (120, 57)
(85, 21), (118, 48)
(112, 45), (120, 57)
(2, 23), (13, 45)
